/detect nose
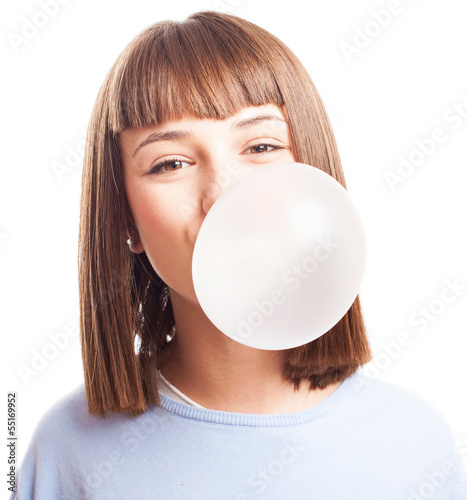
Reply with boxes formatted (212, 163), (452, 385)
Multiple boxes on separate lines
(201, 160), (248, 215)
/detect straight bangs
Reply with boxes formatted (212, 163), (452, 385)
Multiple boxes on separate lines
(107, 17), (286, 134)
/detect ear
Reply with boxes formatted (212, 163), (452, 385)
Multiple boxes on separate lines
(125, 207), (144, 253)
(127, 234), (144, 254)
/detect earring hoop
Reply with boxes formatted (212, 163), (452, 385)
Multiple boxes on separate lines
(127, 237), (138, 253)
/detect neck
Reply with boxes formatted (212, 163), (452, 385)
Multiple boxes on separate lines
(158, 288), (341, 414)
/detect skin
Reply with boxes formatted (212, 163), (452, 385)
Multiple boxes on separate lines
(120, 103), (342, 414)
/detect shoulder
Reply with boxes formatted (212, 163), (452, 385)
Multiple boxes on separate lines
(33, 383), (89, 433)
(31, 384), (102, 443)
(14, 384), (170, 499)
(348, 370), (452, 425)
(344, 371), (467, 495)
(348, 369), (434, 405)
(345, 370), (459, 455)
(24, 383), (152, 459)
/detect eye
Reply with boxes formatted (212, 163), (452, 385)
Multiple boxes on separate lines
(244, 143), (285, 154)
(149, 158), (191, 175)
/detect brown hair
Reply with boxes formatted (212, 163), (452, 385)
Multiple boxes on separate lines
(79, 10), (372, 417)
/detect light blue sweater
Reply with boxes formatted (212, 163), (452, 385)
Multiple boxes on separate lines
(11, 370), (467, 499)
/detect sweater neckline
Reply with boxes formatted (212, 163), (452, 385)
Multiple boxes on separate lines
(156, 371), (359, 427)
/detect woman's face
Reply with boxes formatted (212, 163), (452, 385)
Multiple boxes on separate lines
(120, 104), (296, 302)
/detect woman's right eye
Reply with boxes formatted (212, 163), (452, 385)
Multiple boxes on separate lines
(149, 159), (191, 175)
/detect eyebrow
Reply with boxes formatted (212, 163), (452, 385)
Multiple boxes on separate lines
(132, 114), (286, 157)
(231, 114), (286, 130)
(132, 130), (191, 158)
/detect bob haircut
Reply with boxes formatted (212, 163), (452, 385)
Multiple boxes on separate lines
(79, 10), (372, 417)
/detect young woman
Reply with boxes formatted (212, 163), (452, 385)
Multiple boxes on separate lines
(13, 10), (467, 499)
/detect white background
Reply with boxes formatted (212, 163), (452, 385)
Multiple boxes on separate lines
(2, 0), (466, 473)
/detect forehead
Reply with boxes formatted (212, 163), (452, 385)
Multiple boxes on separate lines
(119, 104), (289, 149)
(127, 102), (285, 126)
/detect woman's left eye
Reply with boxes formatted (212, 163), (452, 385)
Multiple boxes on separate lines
(244, 143), (284, 154)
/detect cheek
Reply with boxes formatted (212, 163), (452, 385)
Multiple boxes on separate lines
(125, 182), (198, 291)
(129, 185), (187, 246)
